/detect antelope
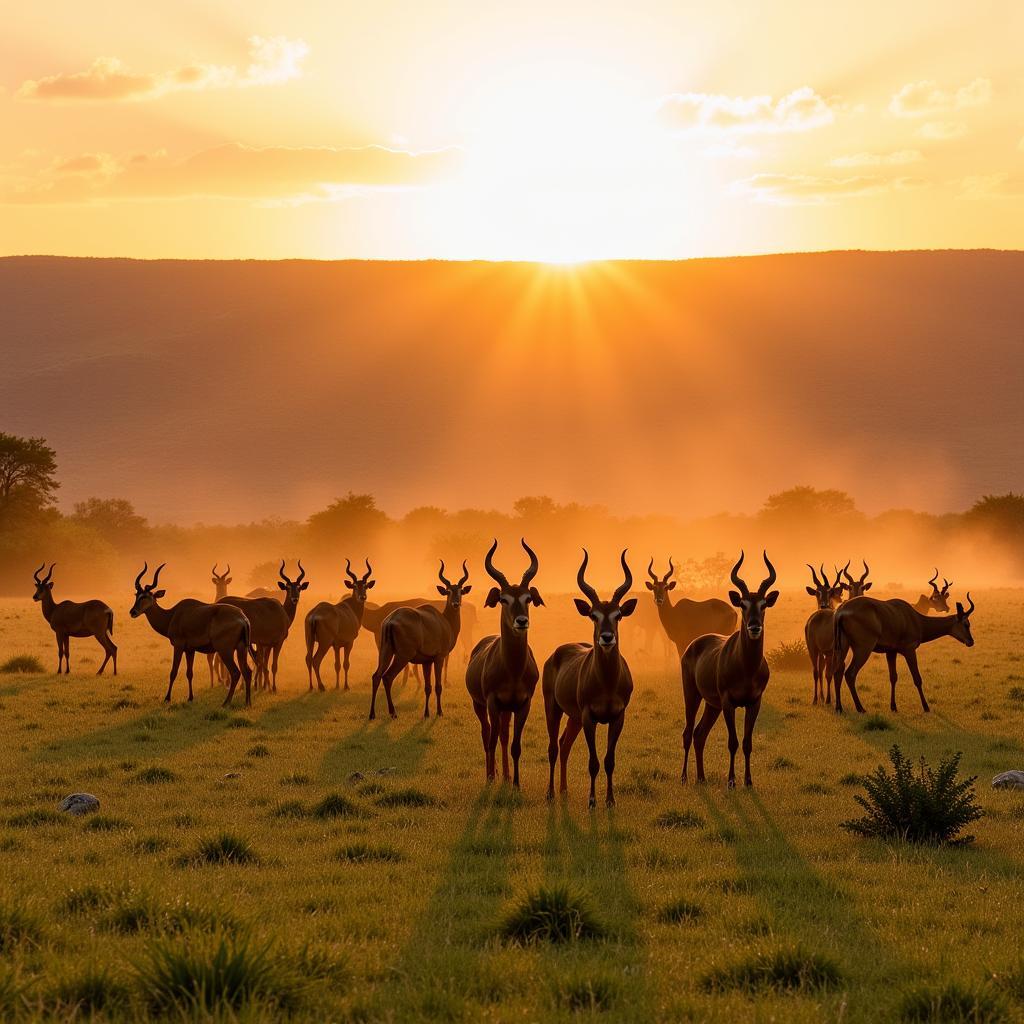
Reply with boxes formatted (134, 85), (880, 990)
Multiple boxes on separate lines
(304, 560), (375, 691)
(804, 564), (844, 705)
(370, 561), (470, 720)
(543, 549), (636, 808)
(31, 563), (117, 675)
(681, 552), (779, 788)
(362, 600), (478, 682)
(218, 562), (308, 692)
(207, 564), (233, 685)
(645, 558), (738, 659)
(465, 539), (543, 786)
(841, 560), (872, 599)
(832, 592), (976, 715)
(129, 563), (253, 706)
(912, 570), (952, 614)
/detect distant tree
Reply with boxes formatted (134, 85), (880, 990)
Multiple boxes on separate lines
(307, 492), (389, 550)
(513, 495), (559, 520)
(759, 486), (859, 522)
(0, 433), (59, 522)
(964, 493), (1024, 536)
(71, 498), (149, 545)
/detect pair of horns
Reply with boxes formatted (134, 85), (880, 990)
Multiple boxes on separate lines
(438, 559), (469, 588)
(807, 563), (840, 589)
(280, 559), (306, 585)
(134, 562), (165, 592)
(928, 568), (952, 593)
(484, 538), (539, 589)
(731, 551), (777, 598)
(841, 559), (870, 586)
(578, 549), (632, 606)
(33, 563), (55, 585)
(212, 563), (231, 578)
(344, 559), (372, 584)
(647, 557), (678, 585)
(958, 593), (976, 617)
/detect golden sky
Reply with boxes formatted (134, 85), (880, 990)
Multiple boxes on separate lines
(3, 1), (1023, 260)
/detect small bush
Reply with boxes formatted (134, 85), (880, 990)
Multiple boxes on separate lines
(766, 640), (809, 671)
(336, 843), (404, 864)
(701, 947), (841, 994)
(0, 655), (45, 674)
(247, 744), (271, 758)
(0, 903), (44, 952)
(311, 794), (359, 819)
(656, 809), (704, 831)
(133, 766), (178, 784)
(190, 833), (259, 866)
(657, 899), (704, 925)
(374, 788), (436, 809)
(501, 886), (606, 945)
(862, 714), (894, 732)
(841, 745), (983, 846)
(899, 981), (1006, 1023)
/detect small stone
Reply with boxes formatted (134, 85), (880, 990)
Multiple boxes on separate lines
(992, 770), (1024, 789)
(58, 793), (100, 816)
(376, 766), (397, 776)
(347, 771), (365, 784)
(223, 771), (242, 780)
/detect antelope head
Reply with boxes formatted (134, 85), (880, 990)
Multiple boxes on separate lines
(574, 549), (637, 650)
(728, 551), (779, 640)
(342, 559), (374, 602)
(32, 563), (55, 602)
(483, 538), (543, 633)
(130, 562), (166, 617)
(925, 568), (952, 613)
(951, 592), (976, 646)
(805, 563), (842, 610)
(437, 560), (471, 607)
(841, 560), (872, 599)
(278, 560), (310, 604)
(645, 557), (678, 606)
(211, 563), (232, 598)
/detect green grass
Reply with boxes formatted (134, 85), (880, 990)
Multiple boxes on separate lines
(898, 981), (1006, 1022)
(0, 654), (46, 674)
(0, 590), (1022, 1022)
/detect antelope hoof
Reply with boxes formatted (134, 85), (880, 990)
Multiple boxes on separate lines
(606, 796), (615, 808)
(727, 778), (736, 790)
(588, 797), (597, 810)
(390, 711), (398, 720)
(318, 684), (326, 693)
(546, 789), (555, 802)
(368, 711), (376, 721)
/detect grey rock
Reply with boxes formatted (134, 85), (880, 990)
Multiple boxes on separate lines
(347, 771), (365, 784)
(58, 793), (100, 816)
(223, 771), (242, 780)
(376, 766), (397, 776)
(992, 770), (1024, 789)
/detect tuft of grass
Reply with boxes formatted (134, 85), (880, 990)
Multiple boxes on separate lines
(132, 766), (178, 784)
(0, 655), (45, 674)
(85, 815), (133, 833)
(7, 808), (63, 828)
(280, 773), (310, 786)
(701, 947), (841, 994)
(189, 833), (260, 866)
(501, 886), (606, 945)
(311, 794), (359, 819)
(294, 942), (349, 985)
(1007, 687), (1024, 703)
(771, 756), (798, 770)
(0, 964), (30, 1018)
(374, 788), (436, 809)
(0, 902), (44, 953)
(657, 899), (704, 925)
(554, 973), (620, 1012)
(49, 966), (129, 1015)
(246, 744), (271, 758)
(862, 714), (895, 732)
(766, 640), (809, 671)
(899, 982), (1006, 1023)
(656, 809), (705, 831)
(272, 800), (308, 819)
(134, 835), (172, 855)
(336, 843), (404, 864)
(842, 745), (983, 846)
(839, 772), (864, 786)
(111, 698), (140, 710)
(228, 718), (254, 729)
(134, 930), (301, 1015)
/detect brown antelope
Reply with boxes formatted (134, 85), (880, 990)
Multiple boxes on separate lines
(804, 564), (844, 705)
(832, 592), (976, 715)
(465, 539), (543, 786)
(912, 570), (952, 614)
(543, 549), (636, 808)
(244, 587), (285, 603)
(218, 561), (308, 692)
(645, 558), (737, 659)
(841, 559), (872, 599)
(370, 561), (470, 720)
(129, 563), (253, 706)
(207, 564), (233, 685)
(681, 552), (779, 788)
(362, 600), (478, 682)
(304, 559), (375, 691)
(31, 564), (117, 675)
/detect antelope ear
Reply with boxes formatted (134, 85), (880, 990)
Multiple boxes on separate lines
(461, 585), (472, 595)
(667, 580), (676, 591)
(485, 587), (501, 608)
(225, 577), (232, 585)
(619, 598), (637, 618)
(300, 581), (310, 590)
(436, 585), (447, 596)
(278, 581), (288, 591)
(765, 590), (780, 607)
(529, 587), (545, 607)
(862, 582), (873, 591)
(365, 580), (375, 590)
(153, 589), (166, 599)
(645, 581), (654, 591)
(344, 580), (354, 590)
(956, 602), (965, 617)
(806, 586), (817, 597)
(728, 590), (743, 608)
(573, 598), (591, 617)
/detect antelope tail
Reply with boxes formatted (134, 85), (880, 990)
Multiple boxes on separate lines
(107, 611), (114, 635)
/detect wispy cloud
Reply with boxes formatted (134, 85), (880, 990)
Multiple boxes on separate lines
(733, 172), (924, 205)
(917, 121), (967, 141)
(960, 173), (1024, 199)
(17, 36), (308, 102)
(657, 86), (839, 134)
(829, 149), (922, 168)
(888, 77), (991, 118)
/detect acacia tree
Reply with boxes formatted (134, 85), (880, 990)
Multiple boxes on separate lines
(0, 433), (59, 523)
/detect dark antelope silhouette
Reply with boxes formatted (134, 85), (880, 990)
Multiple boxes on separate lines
(804, 564), (844, 704)
(218, 561), (308, 691)
(681, 552), (779, 787)
(543, 549), (636, 808)
(207, 563), (233, 685)
(304, 560), (375, 690)
(832, 592), (976, 714)
(645, 558), (737, 659)
(465, 539), (543, 786)
(361, 600), (478, 682)
(841, 560), (872, 599)
(32, 563), (116, 675)
(370, 561), (470, 720)
(129, 563), (253, 706)
(912, 570), (952, 614)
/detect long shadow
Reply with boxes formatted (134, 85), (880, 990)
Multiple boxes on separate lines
(318, 711), (438, 783)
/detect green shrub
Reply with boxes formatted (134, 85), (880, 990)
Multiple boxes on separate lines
(311, 794), (359, 819)
(701, 947), (841, 994)
(766, 640), (809, 670)
(247, 744), (271, 758)
(190, 833), (259, 866)
(0, 655), (45, 674)
(501, 886), (606, 945)
(862, 714), (894, 732)
(899, 981), (1006, 1022)
(841, 745), (983, 846)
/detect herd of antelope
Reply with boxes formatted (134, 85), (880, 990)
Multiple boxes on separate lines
(27, 549), (977, 806)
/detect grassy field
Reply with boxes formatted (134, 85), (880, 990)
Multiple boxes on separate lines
(1, 588), (1023, 1022)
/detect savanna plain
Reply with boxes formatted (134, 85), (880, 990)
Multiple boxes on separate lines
(2, 587), (1023, 1023)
